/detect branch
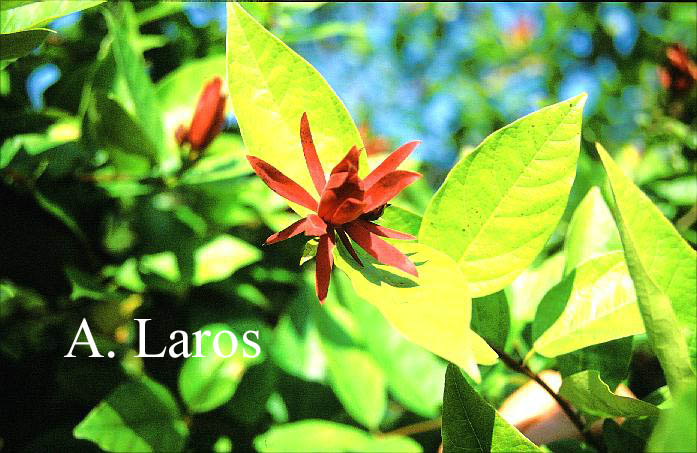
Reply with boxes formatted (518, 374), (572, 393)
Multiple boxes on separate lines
(490, 344), (604, 452)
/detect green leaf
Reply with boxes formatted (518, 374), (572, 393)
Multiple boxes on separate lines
(226, 2), (367, 213)
(104, 8), (168, 166)
(564, 186), (622, 274)
(0, 1), (104, 33)
(254, 420), (422, 453)
(178, 323), (260, 413)
(603, 419), (646, 453)
(647, 380), (696, 452)
(334, 240), (496, 383)
(73, 376), (188, 452)
(531, 251), (644, 358)
(559, 370), (659, 418)
(651, 176), (697, 206)
(335, 272), (446, 418)
(442, 364), (541, 453)
(192, 235), (261, 285)
(596, 143), (696, 391)
(471, 290), (510, 351)
(420, 94), (586, 298)
(376, 205), (422, 237)
(557, 337), (633, 391)
(315, 297), (387, 429)
(0, 28), (54, 60)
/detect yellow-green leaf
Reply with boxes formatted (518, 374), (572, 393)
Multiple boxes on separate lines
(334, 241), (496, 383)
(420, 95), (586, 297)
(532, 251), (644, 358)
(597, 143), (696, 392)
(226, 2), (366, 214)
(193, 234), (261, 285)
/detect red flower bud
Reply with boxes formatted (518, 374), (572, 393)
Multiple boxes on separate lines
(176, 77), (227, 152)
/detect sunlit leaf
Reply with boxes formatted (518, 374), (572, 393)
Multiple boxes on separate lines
(597, 143), (696, 391)
(335, 272), (446, 418)
(564, 186), (622, 274)
(192, 234), (261, 285)
(647, 379), (696, 452)
(334, 240), (495, 383)
(74, 376), (188, 452)
(254, 420), (422, 453)
(532, 251), (643, 358)
(226, 2), (367, 213)
(559, 370), (659, 418)
(420, 94), (586, 297)
(0, 0), (104, 33)
(442, 364), (541, 453)
(179, 323), (261, 413)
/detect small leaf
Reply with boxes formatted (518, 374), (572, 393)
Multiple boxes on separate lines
(226, 2), (367, 212)
(597, 143), (696, 391)
(442, 364), (541, 453)
(532, 251), (643, 357)
(647, 380), (696, 453)
(420, 95), (587, 297)
(74, 376), (188, 452)
(0, 28), (54, 60)
(559, 370), (659, 418)
(192, 234), (261, 285)
(178, 323), (260, 413)
(254, 420), (422, 453)
(564, 186), (622, 274)
(377, 205), (423, 237)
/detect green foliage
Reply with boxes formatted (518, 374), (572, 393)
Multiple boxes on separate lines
(2, 2), (696, 452)
(442, 364), (541, 452)
(559, 370), (659, 418)
(420, 94), (586, 298)
(74, 376), (188, 452)
(254, 420), (422, 453)
(531, 251), (644, 357)
(597, 144), (696, 392)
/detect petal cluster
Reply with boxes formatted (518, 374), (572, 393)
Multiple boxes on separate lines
(176, 77), (227, 154)
(247, 113), (422, 303)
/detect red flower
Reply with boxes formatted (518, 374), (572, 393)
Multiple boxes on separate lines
(176, 77), (227, 153)
(247, 113), (422, 303)
(658, 44), (697, 93)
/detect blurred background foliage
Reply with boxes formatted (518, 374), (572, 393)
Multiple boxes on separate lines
(0, 2), (695, 452)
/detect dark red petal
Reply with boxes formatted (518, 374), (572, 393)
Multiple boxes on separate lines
(363, 141), (420, 189)
(300, 112), (326, 195)
(315, 231), (335, 304)
(362, 170), (421, 214)
(345, 222), (418, 277)
(189, 77), (224, 150)
(175, 125), (189, 146)
(330, 146), (361, 176)
(305, 214), (328, 236)
(336, 227), (363, 266)
(247, 156), (318, 212)
(266, 218), (309, 244)
(356, 219), (415, 240)
(317, 171), (364, 221)
(330, 198), (365, 225)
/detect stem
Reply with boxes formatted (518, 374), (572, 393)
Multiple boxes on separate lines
(489, 344), (604, 452)
(382, 417), (442, 437)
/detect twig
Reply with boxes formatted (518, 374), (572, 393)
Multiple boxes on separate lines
(381, 417), (442, 437)
(489, 344), (604, 452)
